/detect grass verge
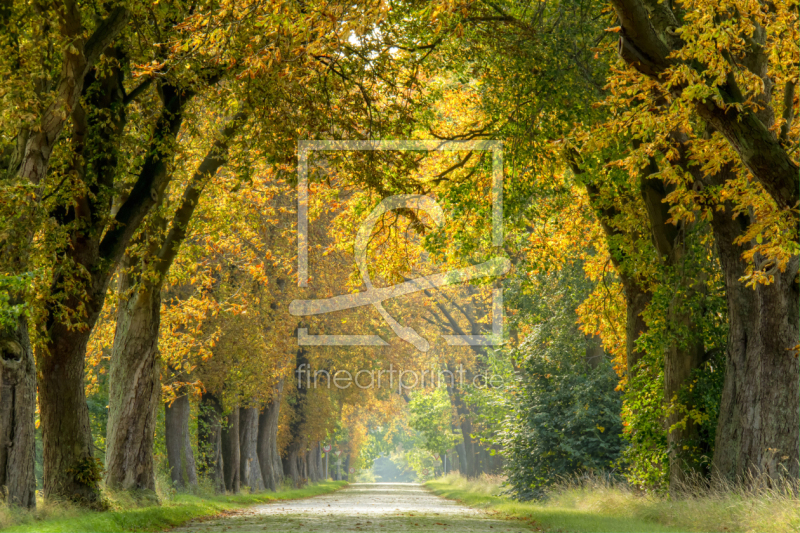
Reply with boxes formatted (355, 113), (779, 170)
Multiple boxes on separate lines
(0, 480), (347, 533)
(425, 473), (799, 533)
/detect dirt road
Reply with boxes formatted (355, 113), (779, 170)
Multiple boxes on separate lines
(169, 482), (536, 532)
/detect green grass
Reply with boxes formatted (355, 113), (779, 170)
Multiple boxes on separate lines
(0, 481), (347, 533)
(425, 473), (799, 533)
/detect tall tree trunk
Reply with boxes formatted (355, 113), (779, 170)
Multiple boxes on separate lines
(670, 140), (800, 483)
(165, 393), (198, 489)
(198, 391), (224, 493)
(38, 324), (103, 502)
(305, 449), (313, 482)
(308, 444), (320, 482)
(282, 347), (308, 487)
(316, 444), (324, 481)
(221, 409), (240, 493)
(640, 165), (710, 488)
(104, 263), (161, 492)
(284, 446), (302, 486)
(581, 179), (652, 377)
(663, 262), (707, 488)
(707, 196), (799, 481)
(239, 407), (265, 492)
(0, 318), (36, 508)
(257, 382), (284, 491)
(454, 441), (467, 474)
(343, 454), (350, 481)
(104, 113), (240, 493)
(300, 443), (308, 482)
(446, 375), (476, 478)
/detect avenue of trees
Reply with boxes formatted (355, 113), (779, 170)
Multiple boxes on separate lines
(0, 0), (797, 510)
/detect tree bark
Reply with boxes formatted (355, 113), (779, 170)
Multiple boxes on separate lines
(581, 180), (653, 377)
(282, 347), (308, 487)
(454, 441), (467, 474)
(198, 391), (225, 493)
(0, 318), (36, 508)
(667, 137), (800, 483)
(309, 444), (321, 482)
(165, 392), (198, 489)
(305, 448), (314, 482)
(239, 407), (265, 491)
(316, 444), (324, 481)
(104, 262), (161, 492)
(708, 199), (799, 481)
(283, 446), (302, 486)
(257, 386), (284, 491)
(38, 326), (103, 502)
(221, 409), (240, 493)
(639, 157), (709, 488)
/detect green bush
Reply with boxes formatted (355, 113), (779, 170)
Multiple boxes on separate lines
(499, 269), (624, 500)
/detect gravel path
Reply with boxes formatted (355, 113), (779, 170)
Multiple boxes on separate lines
(169, 482), (536, 532)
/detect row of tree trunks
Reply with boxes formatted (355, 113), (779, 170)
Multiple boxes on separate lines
(203, 397), (285, 494)
(0, 320), (36, 508)
(165, 391), (198, 489)
(257, 383), (284, 491)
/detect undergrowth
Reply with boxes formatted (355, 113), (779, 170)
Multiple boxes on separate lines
(426, 472), (799, 533)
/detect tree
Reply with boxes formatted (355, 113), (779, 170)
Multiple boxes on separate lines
(105, 109), (244, 492)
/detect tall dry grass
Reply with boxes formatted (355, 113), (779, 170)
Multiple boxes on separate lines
(546, 470), (799, 533)
(431, 470), (799, 532)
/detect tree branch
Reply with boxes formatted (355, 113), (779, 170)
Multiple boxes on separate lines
(83, 6), (129, 75)
(98, 83), (195, 266)
(123, 77), (154, 105)
(155, 112), (246, 281)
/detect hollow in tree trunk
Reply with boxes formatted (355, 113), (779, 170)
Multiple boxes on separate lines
(0, 317), (36, 508)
